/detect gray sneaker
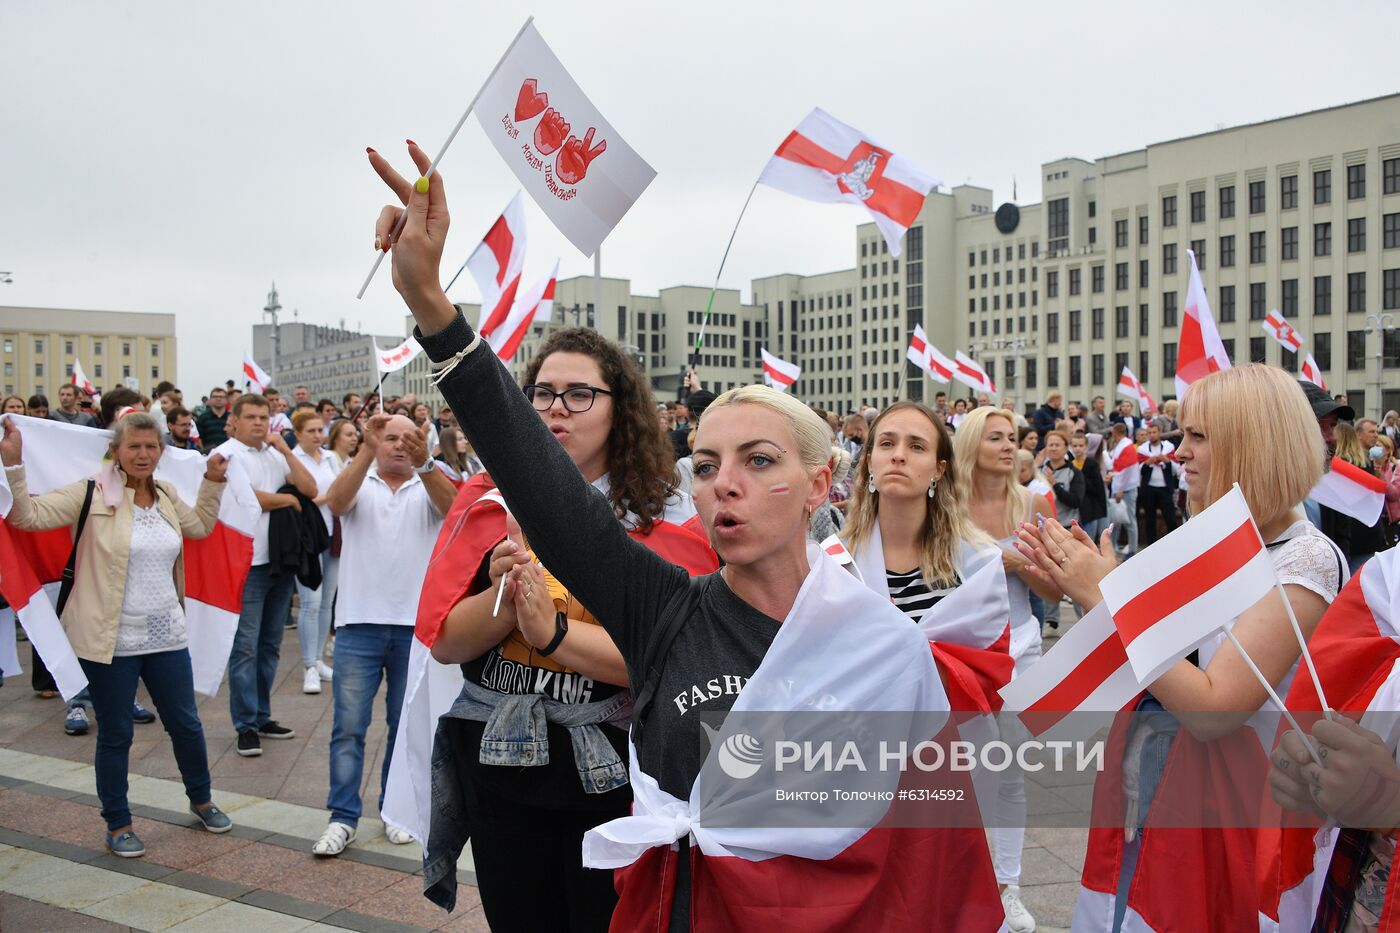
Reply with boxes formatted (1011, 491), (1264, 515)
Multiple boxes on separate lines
(105, 829), (146, 858)
(190, 804), (233, 834)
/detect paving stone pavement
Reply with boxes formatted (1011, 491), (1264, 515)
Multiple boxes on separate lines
(0, 618), (1091, 930)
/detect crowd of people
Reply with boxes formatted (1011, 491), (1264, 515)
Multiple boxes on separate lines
(1, 146), (1399, 931)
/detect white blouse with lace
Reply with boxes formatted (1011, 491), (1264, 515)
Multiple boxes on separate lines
(113, 502), (187, 657)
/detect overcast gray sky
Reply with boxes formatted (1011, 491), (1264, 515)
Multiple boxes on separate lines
(3, 0), (1398, 391)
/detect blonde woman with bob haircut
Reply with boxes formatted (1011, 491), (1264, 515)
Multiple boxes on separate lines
(370, 140), (1007, 931)
(1018, 364), (1347, 932)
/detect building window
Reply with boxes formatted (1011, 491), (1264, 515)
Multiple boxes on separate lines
(1048, 198), (1070, 252)
(1315, 332), (1332, 369)
(1092, 265), (1104, 293)
(1250, 231), (1266, 264)
(1115, 219), (1128, 248)
(1387, 330), (1400, 368)
(1092, 307), (1105, 339)
(1163, 342), (1177, 374)
(1088, 201), (1097, 218)
(34, 363), (43, 377)
(1139, 215), (1149, 245)
(1315, 275), (1332, 316)
(34, 339), (42, 353)
(1315, 222), (1332, 256)
(64, 339), (73, 355)
(1220, 235), (1236, 267)
(1219, 185), (1235, 219)
(1139, 259), (1149, 288)
(1282, 278), (1299, 317)
(1069, 357), (1082, 387)
(1250, 282), (1267, 320)
(1162, 195), (1177, 227)
(1249, 180), (1266, 214)
(1048, 357), (1059, 387)
(1190, 190), (1205, 223)
(1139, 350), (1150, 382)
(1348, 330), (1367, 369)
(1139, 303), (1150, 335)
(1348, 218), (1366, 253)
(1089, 226), (1098, 246)
(1047, 271), (1059, 298)
(1349, 272), (1367, 312)
(1191, 239), (1206, 270)
(1047, 312), (1060, 343)
(968, 251), (975, 267)
(1115, 262), (1129, 291)
(1385, 269), (1400, 310)
(1162, 291), (1178, 327)
(1386, 158), (1400, 195)
(1281, 174), (1298, 210)
(1163, 243), (1177, 275)
(1385, 213), (1400, 249)
(122, 342), (131, 355)
(1069, 268), (1082, 296)
(1249, 336), (1266, 363)
(1219, 285), (1236, 323)
(1348, 163), (1366, 200)
(1315, 169), (1332, 204)
(150, 344), (159, 358)
(1115, 305), (1129, 338)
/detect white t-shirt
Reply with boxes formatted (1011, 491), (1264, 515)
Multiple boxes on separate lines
(335, 467), (443, 627)
(292, 445), (340, 531)
(214, 438), (291, 566)
(1137, 440), (1176, 488)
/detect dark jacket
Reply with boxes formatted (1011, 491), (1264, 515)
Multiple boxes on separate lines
(1319, 463), (1392, 558)
(195, 408), (230, 450)
(1032, 404), (1062, 446)
(1078, 456), (1108, 524)
(267, 483), (329, 588)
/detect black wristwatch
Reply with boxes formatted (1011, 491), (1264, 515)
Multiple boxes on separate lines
(538, 611), (569, 657)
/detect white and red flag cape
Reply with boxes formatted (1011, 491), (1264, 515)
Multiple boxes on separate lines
(242, 353), (271, 394)
(953, 350), (997, 395)
(1262, 309), (1304, 353)
(487, 261), (559, 361)
(1310, 455), (1388, 526)
(474, 23), (656, 256)
(1260, 550), (1400, 931)
(374, 336), (423, 374)
(0, 415), (258, 698)
(758, 108), (940, 257)
(906, 325), (952, 383)
(381, 474), (716, 854)
(461, 193), (527, 341)
(71, 359), (97, 398)
(1175, 249), (1233, 399)
(584, 540), (1005, 932)
(1099, 485), (1278, 685)
(760, 348), (800, 392)
(1300, 352), (1328, 391)
(1107, 436), (1141, 496)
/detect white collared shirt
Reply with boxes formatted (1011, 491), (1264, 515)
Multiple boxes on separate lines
(292, 445), (340, 530)
(213, 438), (291, 566)
(336, 466), (443, 627)
(1136, 439), (1175, 487)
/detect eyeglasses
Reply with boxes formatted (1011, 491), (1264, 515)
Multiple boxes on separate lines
(523, 385), (613, 413)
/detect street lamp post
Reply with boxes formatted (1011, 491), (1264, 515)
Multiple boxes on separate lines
(1366, 312), (1396, 421)
(263, 282), (282, 388)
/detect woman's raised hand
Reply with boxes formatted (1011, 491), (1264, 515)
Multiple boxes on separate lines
(0, 419), (21, 467)
(367, 141), (457, 333)
(204, 452), (228, 483)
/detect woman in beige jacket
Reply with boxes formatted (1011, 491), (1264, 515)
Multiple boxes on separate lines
(1, 412), (233, 858)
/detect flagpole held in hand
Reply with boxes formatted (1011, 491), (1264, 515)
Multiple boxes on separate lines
(1274, 579), (1335, 720)
(689, 179), (760, 371)
(1222, 627), (1323, 766)
(356, 16), (536, 300)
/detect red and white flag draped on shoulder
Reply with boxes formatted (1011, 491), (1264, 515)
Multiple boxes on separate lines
(758, 108), (940, 257)
(1310, 455), (1388, 526)
(1259, 550), (1400, 932)
(380, 473), (716, 847)
(584, 541), (1005, 933)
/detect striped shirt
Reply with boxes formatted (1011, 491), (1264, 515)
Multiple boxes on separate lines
(885, 568), (958, 621)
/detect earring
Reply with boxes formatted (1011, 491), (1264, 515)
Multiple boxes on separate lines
(867, 476), (876, 494)
(928, 478), (937, 498)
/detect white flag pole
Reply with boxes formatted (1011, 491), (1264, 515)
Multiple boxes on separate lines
(1222, 627), (1322, 767)
(356, 16), (536, 300)
(690, 178), (760, 369)
(1274, 580), (1335, 720)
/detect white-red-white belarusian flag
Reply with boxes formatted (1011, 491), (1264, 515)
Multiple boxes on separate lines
(953, 350), (996, 395)
(242, 353), (271, 394)
(906, 325), (952, 383)
(462, 193), (527, 340)
(1175, 249), (1232, 399)
(1300, 352), (1328, 391)
(474, 23), (656, 256)
(999, 602), (1141, 743)
(1262, 309), (1303, 353)
(1310, 455), (1387, 525)
(374, 337), (423, 374)
(488, 261), (559, 361)
(1099, 485), (1277, 684)
(760, 348), (800, 392)
(1117, 366), (1147, 411)
(71, 360), (97, 397)
(1106, 435), (1142, 496)
(0, 415), (259, 697)
(758, 108), (940, 257)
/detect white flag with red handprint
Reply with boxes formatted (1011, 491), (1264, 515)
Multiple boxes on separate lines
(475, 22), (656, 256)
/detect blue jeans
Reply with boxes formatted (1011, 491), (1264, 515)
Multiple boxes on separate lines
(229, 564), (295, 733)
(296, 552), (339, 668)
(79, 649), (211, 831)
(327, 624), (413, 827)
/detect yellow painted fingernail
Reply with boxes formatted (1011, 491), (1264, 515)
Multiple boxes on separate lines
(415, 176), (430, 194)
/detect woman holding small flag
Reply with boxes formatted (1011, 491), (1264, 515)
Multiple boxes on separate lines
(371, 142), (1005, 932)
(1018, 364), (1347, 932)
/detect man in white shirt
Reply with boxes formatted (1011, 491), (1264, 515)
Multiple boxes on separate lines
(1136, 422), (1178, 546)
(215, 394), (318, 758)
(1105, 422), (1142, 557)
(312, 413), (455, 856)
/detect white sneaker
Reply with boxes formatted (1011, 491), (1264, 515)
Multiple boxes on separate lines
(1001, 884), (1036, 933)
(385, 825), (414, 845)
(316, 661), (334, 681)
(302, 667), (321, 695)
(312, 821), (355, 857)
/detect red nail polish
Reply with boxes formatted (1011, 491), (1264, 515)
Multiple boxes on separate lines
(406, 138), (417, 147)
(366, 146), (376, 154)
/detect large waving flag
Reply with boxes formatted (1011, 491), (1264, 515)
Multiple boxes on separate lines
(906, 325), (952, 384)
(1310, 455), (1387, 525)
(0, 416), (258, 696)
(374, 336), (423, 374)
(1299, 352), (1328, 391)
(760, 348), (800, 392)
(953, 351), (996, 395)
(487, 260), (559, 361)
(1262, 309), (1304, 353)
(1175, 249), (1233, 399)
(1099, 485), (1277, 684)
(242, 353), (271, 394)
(461, 193), (527, 339)
(758, 108), (940, 257)
(1117, 367), (1158, 418)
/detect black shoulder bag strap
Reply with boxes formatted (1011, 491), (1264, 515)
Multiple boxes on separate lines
(630, 583), (706, 748)
(54, 480), (97, 616)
